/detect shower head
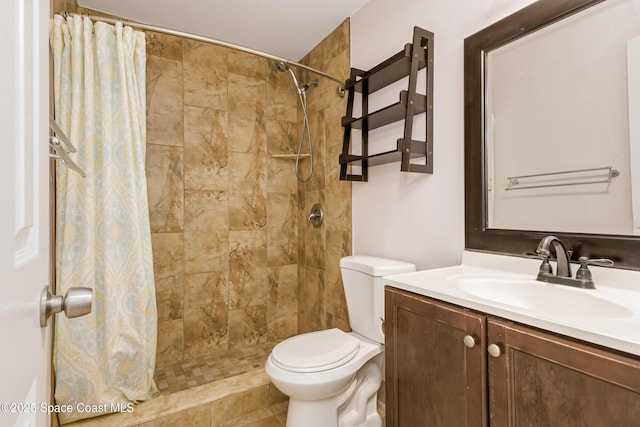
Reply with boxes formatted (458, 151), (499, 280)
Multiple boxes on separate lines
(275, 61), (289, 72)
(300, 79), (319, 93)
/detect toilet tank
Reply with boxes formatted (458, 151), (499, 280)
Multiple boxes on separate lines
(340, 256), (416, 344)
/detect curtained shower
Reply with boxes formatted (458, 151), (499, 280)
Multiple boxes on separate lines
(51, 14), (158, 424)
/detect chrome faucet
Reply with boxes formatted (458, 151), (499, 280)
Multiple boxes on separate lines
(536, 235), (571, 278)
(533, 236), (613, 289)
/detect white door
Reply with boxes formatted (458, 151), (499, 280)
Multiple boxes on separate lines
(0, 0), (52, 426)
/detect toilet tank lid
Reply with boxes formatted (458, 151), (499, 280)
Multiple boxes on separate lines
(340, 255), (416, 277)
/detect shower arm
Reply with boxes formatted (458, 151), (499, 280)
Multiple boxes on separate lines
(62, 11), (346, 97)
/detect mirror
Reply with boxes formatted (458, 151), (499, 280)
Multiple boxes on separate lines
(465, 0), (640, 269)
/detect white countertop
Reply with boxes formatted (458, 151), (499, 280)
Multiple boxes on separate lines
(383, 251), (640, 356)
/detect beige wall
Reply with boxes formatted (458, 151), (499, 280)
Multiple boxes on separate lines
(146, 20), (353, 364)
(297, 20), (352, 334)
(145, 32), (307, 365)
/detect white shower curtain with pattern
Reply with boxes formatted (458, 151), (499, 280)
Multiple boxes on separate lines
(50, 15), (158, 424)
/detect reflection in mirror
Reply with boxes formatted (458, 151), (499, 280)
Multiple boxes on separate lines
(464, 0), (640, 269)
(485, 0), (640, 235)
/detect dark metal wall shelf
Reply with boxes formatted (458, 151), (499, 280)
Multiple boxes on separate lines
(339, 26), (434, 182)
(341, 91), (427, 130)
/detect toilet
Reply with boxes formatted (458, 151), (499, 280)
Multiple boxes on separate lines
(265, 255), (416, 427)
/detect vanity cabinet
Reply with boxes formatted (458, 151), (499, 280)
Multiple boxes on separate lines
(384, 287), (487, 426)
(384, 287), (640, 427)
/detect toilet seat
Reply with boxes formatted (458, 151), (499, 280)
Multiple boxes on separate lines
(271, 329), (360, 373)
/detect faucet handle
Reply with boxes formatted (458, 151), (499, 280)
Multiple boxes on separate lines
(577, 256), (614, 268)
(575, 257), (613, 289)
(533, 250), (553, 275)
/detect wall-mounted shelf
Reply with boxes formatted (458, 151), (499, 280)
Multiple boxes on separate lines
(339, 26), (434, 181)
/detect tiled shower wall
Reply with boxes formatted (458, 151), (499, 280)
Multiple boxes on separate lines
(297, 20), (353, 334)
(146, 20), (352, 364)
(145, 33), (304, 364)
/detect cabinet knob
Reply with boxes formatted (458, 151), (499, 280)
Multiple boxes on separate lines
(487, 343), (502, 358)
(463, 335), (477, 348)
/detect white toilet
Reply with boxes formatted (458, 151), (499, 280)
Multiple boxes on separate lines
(265, 255), (416, 427)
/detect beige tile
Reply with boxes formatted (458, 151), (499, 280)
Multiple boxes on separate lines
(184, 189), (228, 234)
(271, 400), (288, 426)
(268, 384), (288, 406)
(228, 151), (267, 196)
(266, 157), (297, 195)
(183, 305), (229, 359)
(325, 49), (351, 99)
(183, 40), (228, 110)
(227, 115), (267, 156)
(229, 192), (267, 231)
(146, 31), (183, 61)
(147, 56), (184, 147)
(267, 235), (297, 268)
(181, 269), (231, 362)
(238, 415), (283, 427)
(151, 233), (184, 321)
(267, 265), (298, 341)
(184, 106), (228, 191)
(228, 73), (267, 155)
(183, 190), (229, 273)
(267, 193), (297, 266)
(325, 184), (351, 234)
(146, 144), (184, 233)
(229, 306), (267, 348)
(228, 50), (268, 80)
(228, 73), (266, 119)
(266, 120), (298, 155)
(184, 229), (229, 274)
(229, 230), (267, 308)
(148, 403), (210, 427)
(324, 232), (349, 322)
(210, 385), (269, 426)
(184, 270), (229, 309)
(67, 371), (271, 427)
(266, 79), (298, 123)
(326, 100), (348, 152)
(299, 267), (325, 334)
(156, 319), (183, 366)
(326, 313), (350, 332)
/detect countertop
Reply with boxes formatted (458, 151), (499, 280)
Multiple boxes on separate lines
(383, 251), (640, 356)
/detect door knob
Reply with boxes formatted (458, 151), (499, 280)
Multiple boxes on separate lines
(40, 286), (93, 327)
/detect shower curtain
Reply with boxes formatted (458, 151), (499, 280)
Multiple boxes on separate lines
(50, 15), (158, 424)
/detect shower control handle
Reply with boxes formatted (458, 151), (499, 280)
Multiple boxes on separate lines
(307, 204), (324, 227)
(40, 286), (93, 327)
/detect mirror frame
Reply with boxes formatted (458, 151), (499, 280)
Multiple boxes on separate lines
(464, 0), (640, 269)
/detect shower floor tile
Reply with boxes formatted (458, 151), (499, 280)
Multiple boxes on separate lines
(154, 341), (278, 395)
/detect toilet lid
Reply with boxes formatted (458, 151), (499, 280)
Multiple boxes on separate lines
(271, 329), (360, 373)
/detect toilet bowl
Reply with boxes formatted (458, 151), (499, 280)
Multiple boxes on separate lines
(265, 256), (416, 427)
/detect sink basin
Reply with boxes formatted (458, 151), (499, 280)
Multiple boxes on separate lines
(449, 275), (633, 319)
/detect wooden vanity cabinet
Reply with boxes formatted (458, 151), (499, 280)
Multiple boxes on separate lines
(488, 318), (640, 427)
(385, 286), (640, 427)
(384, 287), (488, 427)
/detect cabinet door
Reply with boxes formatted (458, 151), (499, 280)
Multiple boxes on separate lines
(488, 318), (640, 427)
(385, 287), (487, 427)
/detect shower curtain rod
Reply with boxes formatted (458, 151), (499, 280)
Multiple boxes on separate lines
(63, 11), (346, 95)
